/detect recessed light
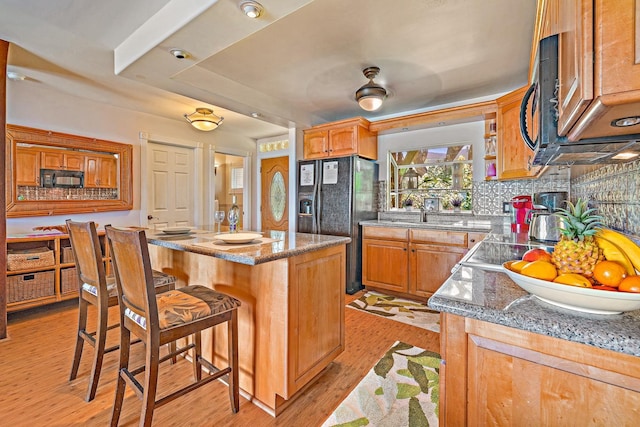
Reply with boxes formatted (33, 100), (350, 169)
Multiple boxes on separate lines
(251, 112), (261, 118)
(7, 71), (26, 81)
(239, 1), (264, 18)
(169, 49), (191, 60)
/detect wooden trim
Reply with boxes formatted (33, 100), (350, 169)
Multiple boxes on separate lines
(5, 124), (133, 217)
(0, 39), (8, 340)
(369, 100), (497, 134)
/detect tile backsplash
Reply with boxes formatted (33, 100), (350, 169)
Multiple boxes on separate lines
(472, 171), (571, 216)
(572, 161), (640, 235)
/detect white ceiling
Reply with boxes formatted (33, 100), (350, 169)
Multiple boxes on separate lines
(0, 0), (536, 140)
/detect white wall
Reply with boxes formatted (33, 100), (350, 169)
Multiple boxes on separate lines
(6, 81), (258, 234)
(376, 121), (486, 182)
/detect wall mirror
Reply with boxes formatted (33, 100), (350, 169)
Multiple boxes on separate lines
(5, 124), (133, 217)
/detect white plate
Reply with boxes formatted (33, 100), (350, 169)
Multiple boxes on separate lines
(162, 227), (192, 235)
(503, 263), (640, 315)
(217, 232), (263, 244)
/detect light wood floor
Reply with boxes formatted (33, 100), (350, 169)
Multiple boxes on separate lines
(0, 291), (440, 426)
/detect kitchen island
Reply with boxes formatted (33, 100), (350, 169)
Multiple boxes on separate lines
(146, 229), (350, 416)
(429, 235), (640, 425)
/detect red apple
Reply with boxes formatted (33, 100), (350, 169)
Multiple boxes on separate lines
(522, 248), (552, 263)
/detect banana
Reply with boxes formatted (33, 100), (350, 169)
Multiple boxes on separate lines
(596, 228), (640, 273)
(594, 236), (635, 275)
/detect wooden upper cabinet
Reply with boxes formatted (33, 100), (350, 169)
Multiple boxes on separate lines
(496, 86), (541, 180)
(84, 155), (117, 188)
(541, 0), (640, 140)
(302, 129), (328, 159)
(15, 146), (40, 186)
(303, 117), (377, 160)
(40, 149), (83, 171)
(556, 0), (593, 136)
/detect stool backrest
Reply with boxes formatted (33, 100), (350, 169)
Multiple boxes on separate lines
(104, 226), (158, 331)
(66, 220), (107, 295)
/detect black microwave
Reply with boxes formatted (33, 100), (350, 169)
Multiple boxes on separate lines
(40, 169), (84, 188)
(520, 34), (640, 166)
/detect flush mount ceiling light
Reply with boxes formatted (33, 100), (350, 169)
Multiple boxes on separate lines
(239, 1), (264, 18)
(184, 108), (224, 131)
(355, 66), (388, 112)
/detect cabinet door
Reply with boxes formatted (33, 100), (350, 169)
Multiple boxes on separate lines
(64, 153), (84, 171)
(97, 156), (117, 188)
(303, 129), (329, 159)
(496, 86), (541, 180)
(362, 238), (409, 293)
(328, 125), (358, 157)
(15, 147), (40, 186)
(84, 155), (117, 188)
(409, 244), (467, 297)
(556, 0), (593, 136)
(84, 156), (99, 187)
(41, 151), (64, 169)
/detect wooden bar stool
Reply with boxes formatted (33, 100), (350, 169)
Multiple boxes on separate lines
(105, 225), (240, 427)
(66, 220), (176, 402)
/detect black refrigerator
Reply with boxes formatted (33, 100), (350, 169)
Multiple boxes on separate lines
(297, 155), (378, 294)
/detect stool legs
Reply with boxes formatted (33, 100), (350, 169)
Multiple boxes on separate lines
(110, 327), (131, 427)
(69, 296), (109, 402)
(229, 309), (239, 413)
(140, 343), (160, 427)
(69, 297), (89, 382)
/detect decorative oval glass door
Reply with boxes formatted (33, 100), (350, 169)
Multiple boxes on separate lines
(261, 156), (289, 231)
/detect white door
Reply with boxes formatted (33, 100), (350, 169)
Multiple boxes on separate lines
(147, 142), (195, 229)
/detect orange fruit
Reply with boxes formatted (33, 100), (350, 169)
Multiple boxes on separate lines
(618, 275), (640, 293)
(509, 260), (530, 273)
(553, 273), (592, 288)
(593, 260), (627, 288)
(520, 260), (558, 281)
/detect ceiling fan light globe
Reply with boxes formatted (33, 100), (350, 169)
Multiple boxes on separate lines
(358, 96), (384, 111)
(355, 84), (387, 111)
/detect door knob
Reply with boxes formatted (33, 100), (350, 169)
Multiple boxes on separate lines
(147, 215), (155, 220)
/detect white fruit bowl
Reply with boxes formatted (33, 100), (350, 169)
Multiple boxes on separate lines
(502, 263), (640, 315)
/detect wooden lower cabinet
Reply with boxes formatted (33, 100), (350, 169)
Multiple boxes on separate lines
(409, 243), (467, 298)
(362, 226), (483, 298)
(362, 237), (409, 293)
(441, 313), (640, 425)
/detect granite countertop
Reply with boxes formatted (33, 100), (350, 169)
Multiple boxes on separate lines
(428, 239), (640, 358)
(146, 228), (351, 266)
(360, 219), (494, 233)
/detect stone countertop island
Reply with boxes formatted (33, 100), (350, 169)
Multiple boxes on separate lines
(146, 228), (351, 417)
(428, 236), (640, 425)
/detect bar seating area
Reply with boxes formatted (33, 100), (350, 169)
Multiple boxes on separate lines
(105, 225), (241, 426)
(66, 220), (178, 402)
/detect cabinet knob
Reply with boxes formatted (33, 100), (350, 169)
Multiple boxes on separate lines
(411, 249), (415, 252)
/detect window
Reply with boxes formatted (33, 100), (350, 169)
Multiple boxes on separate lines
(388, 144), (473, 211)
(231, 167), (244, 190)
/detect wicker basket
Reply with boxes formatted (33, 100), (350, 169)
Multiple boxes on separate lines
(7, 271), (55, 303)
(61, 246), (75, 264)
(7, 247), (55, 271)
(61, 267), (79, 294)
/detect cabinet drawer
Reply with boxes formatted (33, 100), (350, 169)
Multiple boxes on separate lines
(363, 226), (408, 241)
(410, 229), (468, 246)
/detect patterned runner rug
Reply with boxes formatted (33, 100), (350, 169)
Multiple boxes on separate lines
(347, 291), (441, 333)
(321, 341), (440, 427)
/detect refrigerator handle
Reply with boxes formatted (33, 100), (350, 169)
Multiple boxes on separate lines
(312, 160), (320, 234)
(315, 181), (322, 234)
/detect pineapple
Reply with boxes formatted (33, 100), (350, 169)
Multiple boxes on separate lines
(551, 198), (604, 278)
